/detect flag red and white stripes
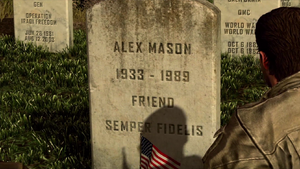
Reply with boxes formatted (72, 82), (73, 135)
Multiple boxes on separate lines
(140, 136), (180, 169)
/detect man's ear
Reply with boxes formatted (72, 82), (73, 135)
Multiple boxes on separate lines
(259, 51), (269, 70)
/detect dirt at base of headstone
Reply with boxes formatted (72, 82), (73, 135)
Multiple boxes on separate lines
(74, 21), (86, 32)
(0, 162), (29, 169)
(0, 17), (14, 37)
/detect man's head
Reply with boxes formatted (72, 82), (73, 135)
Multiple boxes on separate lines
(255, 7), (300, 86)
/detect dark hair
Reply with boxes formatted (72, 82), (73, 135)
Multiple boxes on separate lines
(255, 7), (300, 81)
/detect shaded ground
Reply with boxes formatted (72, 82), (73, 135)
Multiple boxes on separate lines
(0, 18), (14, 37)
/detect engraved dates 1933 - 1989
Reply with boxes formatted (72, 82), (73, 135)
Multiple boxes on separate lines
(116, 69), (189, 82)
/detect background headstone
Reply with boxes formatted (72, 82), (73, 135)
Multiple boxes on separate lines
(13, 0), (73, 52)
(87, 0), (220, 168)
(215, 0), (300, 57)
(281, 0), (300, 7)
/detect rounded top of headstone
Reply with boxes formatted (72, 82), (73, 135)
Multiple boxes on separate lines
(195, 0), (221, 14)
(87, 0), (221, 14)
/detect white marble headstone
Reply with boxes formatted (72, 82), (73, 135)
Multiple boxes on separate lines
(13, 0), (73, 52)
(88, 0), (221, 168)
(281, 0), (300, 7)
(215, 0), (300, 57)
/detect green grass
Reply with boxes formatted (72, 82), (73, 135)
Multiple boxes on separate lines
(220, 54), (269, 125)
(0, 30), (90, 168)
(0, 0), (13, 20)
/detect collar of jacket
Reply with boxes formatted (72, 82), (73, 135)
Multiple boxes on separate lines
(238, 71), (300, 109)
(261, 71), (300, 100)
(236, 71), (300, 155)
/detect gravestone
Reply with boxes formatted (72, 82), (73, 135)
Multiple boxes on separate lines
(214, 0), (278, 57)
(87, 0), (220, 168)
(215, 0), (300, 57)
(281, 0), (300, 7)
(13, 0), (73, 52)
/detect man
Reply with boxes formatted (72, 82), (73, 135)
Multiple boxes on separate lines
(203, 7), (300, 168)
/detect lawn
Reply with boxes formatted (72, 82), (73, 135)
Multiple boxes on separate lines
(0, 30), (90, 169)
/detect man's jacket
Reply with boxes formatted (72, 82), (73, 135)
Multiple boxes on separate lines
(203, 71), (300, 168)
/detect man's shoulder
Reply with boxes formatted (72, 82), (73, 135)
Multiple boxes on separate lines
(202, 110), (268, 168)
(203, 88), (300, 168)
(237, 87), (300, 154)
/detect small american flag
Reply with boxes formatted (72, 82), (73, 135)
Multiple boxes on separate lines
(140, 136), (180, 169)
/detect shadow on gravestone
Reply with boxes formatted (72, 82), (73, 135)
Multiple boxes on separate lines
(122, 106), (203, 169)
